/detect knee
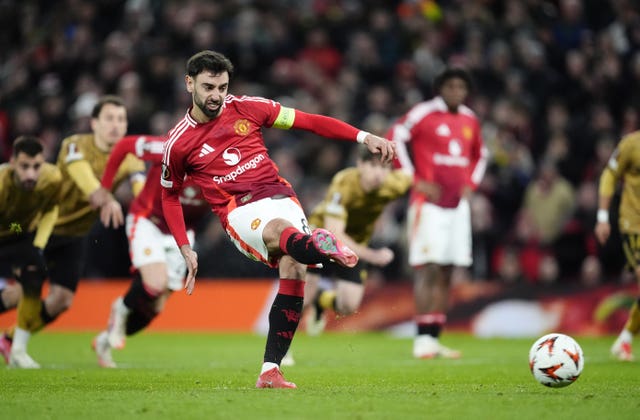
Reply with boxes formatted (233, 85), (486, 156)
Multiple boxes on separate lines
(335, 294), (362, 316)
(279, 256), (307, 279)
(47, 289), (74, 315)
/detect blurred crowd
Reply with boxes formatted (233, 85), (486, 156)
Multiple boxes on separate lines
(1, 0), (639, 285)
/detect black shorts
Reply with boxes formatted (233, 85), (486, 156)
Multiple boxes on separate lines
(308, 260), (367, 284)
(44, 234), (87, 292)
(0, 233), (41, 277)
(622, 233), (640, 271)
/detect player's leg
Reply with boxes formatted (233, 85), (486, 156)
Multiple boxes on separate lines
(413, 263), (459, 358)
(226, 198), (305, 388)
(611, 234), (640, 361)
(303, 270), (328, 336)
(0, 282), (21, 314)
(307, 263), (365, 335)
(0, 283), (20, 364)
(280, 270), (322, 367)
(95, 264), (169, 368)
(94, 216), (177, 367)
(230, 197), (357, 268)
(6, 236), (52, 368)
(41, 235), (85, 321)
(256, 254), (304, 389)
(408, 202), (461, 359)
(334, 280), (365, 316)
(0, 238), (32, 363)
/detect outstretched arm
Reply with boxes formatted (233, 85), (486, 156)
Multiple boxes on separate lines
(276, 108), (396, 163)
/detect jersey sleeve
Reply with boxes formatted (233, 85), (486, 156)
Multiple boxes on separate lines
(468, 119), (488, 190)
(599, 137), (629, 197)
(102, 135), (165, 189)
(161, 142), (190, 247)
(102, 136), (137, 190)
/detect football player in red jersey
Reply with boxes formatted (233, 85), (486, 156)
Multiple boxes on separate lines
(89, 135), (211, 368)
(388, 68), (488, 359)
(161, 50), (395, 388)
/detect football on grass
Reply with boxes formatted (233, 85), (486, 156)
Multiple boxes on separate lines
(528, 333), (584, 388)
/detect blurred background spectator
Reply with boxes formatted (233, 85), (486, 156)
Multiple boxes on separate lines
(1, 0), (637, 284)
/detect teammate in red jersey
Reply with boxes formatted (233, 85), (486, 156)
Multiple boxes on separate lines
(387, 68), (488, 359)
(89, 135), (211, 368)
(161, 50), (395, 388)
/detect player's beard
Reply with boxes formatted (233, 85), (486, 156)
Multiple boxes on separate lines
(19, 179), (37, 191)
(194, 95), (221, 119)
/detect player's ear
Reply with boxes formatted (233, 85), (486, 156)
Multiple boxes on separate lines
(185, 75), (194, 93)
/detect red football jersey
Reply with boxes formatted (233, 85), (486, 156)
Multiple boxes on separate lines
(102, 135), (209, 233)
(388, 96), (487, 208)
(161, 95), (296, 227)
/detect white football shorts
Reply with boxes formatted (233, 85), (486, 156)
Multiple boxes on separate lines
(407, 199), (472, 267)
(126, 214), (195, 291)
(226, 196), (310, 267)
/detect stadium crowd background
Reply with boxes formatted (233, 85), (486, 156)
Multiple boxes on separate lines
(1, 0), (637, 285)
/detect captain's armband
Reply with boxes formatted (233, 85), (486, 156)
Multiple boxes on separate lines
(272, 106), (296, 129)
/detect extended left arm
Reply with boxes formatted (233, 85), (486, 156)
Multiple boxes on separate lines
(273, 107), (396, 163)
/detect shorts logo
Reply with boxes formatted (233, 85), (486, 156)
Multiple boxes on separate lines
(144, 248), (152, 256)
(234, 119), (251, 136)
(222, 148), (241, 166)
(251, 218), (261, 230)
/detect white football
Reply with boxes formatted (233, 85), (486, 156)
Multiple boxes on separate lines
(528, 333), (584, 388)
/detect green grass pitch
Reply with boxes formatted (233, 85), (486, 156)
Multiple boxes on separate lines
(0, 332), (638, 419)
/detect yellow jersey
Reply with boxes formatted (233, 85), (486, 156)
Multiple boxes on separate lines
(0, 162), (62, 239)
(308, 167), (411, 245)
(54, 134), (145, 236)
(604, 131), (640, 233)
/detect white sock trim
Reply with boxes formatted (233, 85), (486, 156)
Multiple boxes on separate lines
(12, 327), (31, 352)
(261, 362), (279, 374)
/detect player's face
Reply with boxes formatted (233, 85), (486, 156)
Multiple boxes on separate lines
(11, 151), (44, 191)
(440, 78), (468, 111)
(188, 71), (229, 119)
(358, 159), (391, 192)
(91, 103), (128, 151)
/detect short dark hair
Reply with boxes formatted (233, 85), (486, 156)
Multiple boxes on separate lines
(187, 50), (234, 79)
(91, 95), (125, 119)
(356, 144), (377, 162)
(433, 67), (473, 93)
(12, 136), (43, 158)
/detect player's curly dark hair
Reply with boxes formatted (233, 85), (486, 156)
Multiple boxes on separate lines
(433, 67), (473, 93)
(187, 50), (234, 79)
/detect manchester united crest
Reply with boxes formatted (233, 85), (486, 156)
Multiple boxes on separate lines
(234, 119), (251, 135)
(462, 126), (473, 140)
(251, 218), (261, 230)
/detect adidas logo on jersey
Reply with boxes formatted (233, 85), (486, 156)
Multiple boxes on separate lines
(199, 143), (215, 157)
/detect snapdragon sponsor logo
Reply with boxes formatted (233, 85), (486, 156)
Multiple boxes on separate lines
(433, 153), (469, 167)
(213, 154), (266, 184)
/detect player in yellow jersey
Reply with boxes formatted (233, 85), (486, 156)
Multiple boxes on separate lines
(595, 130), (640, 361)
(0, 136), (62, 368)
(282, 146), (411, 365)
(0, 96), (146, 368)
